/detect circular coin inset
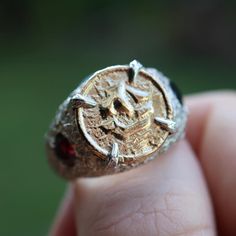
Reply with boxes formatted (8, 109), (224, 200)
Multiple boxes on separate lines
(77, 65), (173, 163)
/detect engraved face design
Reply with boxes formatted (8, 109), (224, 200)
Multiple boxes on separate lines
(76, 66), (173, 162)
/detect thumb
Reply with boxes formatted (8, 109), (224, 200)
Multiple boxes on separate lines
(74, 140), (215, 236)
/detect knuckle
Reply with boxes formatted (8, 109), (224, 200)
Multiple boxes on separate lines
(88, 182), (214, 236)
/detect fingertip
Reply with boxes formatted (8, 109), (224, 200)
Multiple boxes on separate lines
(49, 186), (76, 236)
(73, 140), (215, 236)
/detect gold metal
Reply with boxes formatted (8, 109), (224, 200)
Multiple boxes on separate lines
(77, 64), (173, 163)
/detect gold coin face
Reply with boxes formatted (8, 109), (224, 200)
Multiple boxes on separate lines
(77, 66), (173, 162)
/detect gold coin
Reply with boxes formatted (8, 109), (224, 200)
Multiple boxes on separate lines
(77, 66), (173, 163)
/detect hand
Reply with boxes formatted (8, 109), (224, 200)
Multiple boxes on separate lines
(49, 91), (236, 236)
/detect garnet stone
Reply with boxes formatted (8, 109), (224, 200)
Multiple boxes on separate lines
(127, 68), (135, 82)
(170, 80), (183, 105)
(54, 133), (76, 166)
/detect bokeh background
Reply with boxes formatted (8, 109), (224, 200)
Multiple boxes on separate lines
(1, 1), (235, 235)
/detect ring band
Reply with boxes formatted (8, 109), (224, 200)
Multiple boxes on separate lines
(46, 60), (187, 179)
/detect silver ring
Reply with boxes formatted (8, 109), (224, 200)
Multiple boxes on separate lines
(46, 60), (187, 179)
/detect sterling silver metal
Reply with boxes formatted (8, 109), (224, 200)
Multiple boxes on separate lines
(46, 60), (187, 179)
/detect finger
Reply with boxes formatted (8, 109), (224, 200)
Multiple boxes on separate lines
(74, 140), (215, 236)
(49, 186), (76, 236)
(186, 91), (236, 235)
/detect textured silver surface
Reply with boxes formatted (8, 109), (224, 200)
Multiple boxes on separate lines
(46, 61), (187, 179)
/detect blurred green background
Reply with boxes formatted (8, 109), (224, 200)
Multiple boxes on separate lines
(0, 0), (235, 235)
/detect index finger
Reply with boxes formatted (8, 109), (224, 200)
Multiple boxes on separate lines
(186, 91), (236, 235)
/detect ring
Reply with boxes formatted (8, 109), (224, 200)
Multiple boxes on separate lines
(46, 60), (187, 179)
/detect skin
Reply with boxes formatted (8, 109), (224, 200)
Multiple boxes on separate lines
(49, 91), (236, 236)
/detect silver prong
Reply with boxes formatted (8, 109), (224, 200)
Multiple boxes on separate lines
(154, 117), (176, 133)
(71, 94), (97, 108)
(129, 60), (143, 82)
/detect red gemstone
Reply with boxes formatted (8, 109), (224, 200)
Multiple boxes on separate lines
(54, 133), (76, 166)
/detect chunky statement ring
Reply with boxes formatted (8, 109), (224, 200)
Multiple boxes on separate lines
(46, 60), (187, 179)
